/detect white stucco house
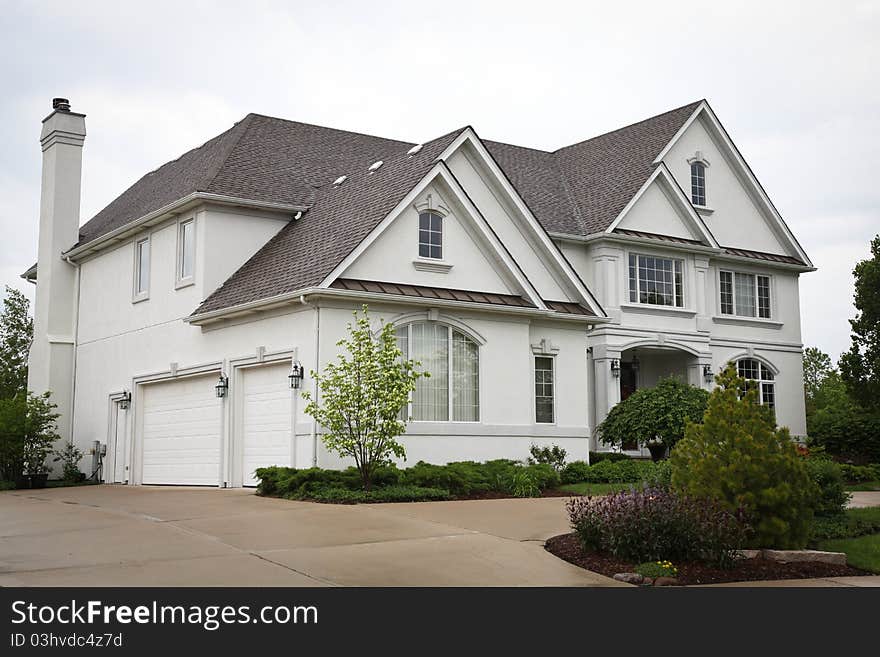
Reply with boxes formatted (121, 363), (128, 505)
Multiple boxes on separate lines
(24, 98), (813, 486)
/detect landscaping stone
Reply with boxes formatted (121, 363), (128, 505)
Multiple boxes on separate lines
(762, 549), (847, 566)
(641, 577), (654, 586)
(736, 549), (762, 560)
(653, 576), (679, 586)
(613, 572), (644, 584)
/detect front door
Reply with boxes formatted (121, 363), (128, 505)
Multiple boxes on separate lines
(620, 362), (638, 450)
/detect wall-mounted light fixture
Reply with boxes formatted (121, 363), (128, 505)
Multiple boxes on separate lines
(288, 361), (304, 389)
(631, 354), (640, 373)
(610, 359), (620, 377)
(119, 390), (131, 410)
(215, 374), (229, 399)
(703, 365), (714, 384)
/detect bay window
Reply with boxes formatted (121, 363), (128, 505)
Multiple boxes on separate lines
(396, 322), (479, 421)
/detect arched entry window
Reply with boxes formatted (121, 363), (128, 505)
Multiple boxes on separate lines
(395, 323), (479, 421)
(736, 358), (775, 408)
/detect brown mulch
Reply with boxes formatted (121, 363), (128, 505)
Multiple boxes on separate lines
(545, 533), (868, 585)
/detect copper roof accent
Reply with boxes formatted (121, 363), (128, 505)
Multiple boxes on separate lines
(614, 229), (704, 245)
(329, 278), (536, 308)
(722, 247), (805, 266)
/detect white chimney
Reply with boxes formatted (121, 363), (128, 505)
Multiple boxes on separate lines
(27, 98), (86, 445)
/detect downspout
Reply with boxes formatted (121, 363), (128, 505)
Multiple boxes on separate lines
(64, 254), (81, 446)
(300, 295), (320, 467)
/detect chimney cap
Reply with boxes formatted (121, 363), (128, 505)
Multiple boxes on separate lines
(52, 98), (71, 112)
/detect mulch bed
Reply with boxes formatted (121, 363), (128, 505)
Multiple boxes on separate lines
(545, 533), (868, 585)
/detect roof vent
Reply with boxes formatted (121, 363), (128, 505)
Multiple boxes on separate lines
(52, 97), (71, 112)
(333, 175), (347, 187)
(407, 144), (423, 156)
(368, 160), (384, 173)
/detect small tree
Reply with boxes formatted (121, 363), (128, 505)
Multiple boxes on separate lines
(302, 306), (426, 490)
(0, 287), (33, 400)
(840, 235), (880, 411)
(670, 364), (818, 549)
(0, 392), (60, 480)
(597, 378), (709, 455)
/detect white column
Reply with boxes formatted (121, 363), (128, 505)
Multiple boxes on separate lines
(591, 344), (621, 450)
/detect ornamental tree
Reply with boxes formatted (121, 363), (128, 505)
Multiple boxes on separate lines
(0, 287), (33, 400)
(596, 378), (709, 452)
(670, 364), (818, 549)
(302, 306), (427, 490)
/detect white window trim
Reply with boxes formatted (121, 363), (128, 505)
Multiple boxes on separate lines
(627, 251), (687, 309)
(175, 217), (196, 289)
(399, 322), (481, 424)
(719, 269), (772, 319)
(533, 354), (557, 425)
(417, 210), (444, 261)
(132, 234), (150, 303)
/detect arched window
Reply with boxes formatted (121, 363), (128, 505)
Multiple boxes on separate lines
(418, 211), (443, 259)
(690, 161), (706, 206)
(737, 358), (775, 408)
(395, 322), (479, 421)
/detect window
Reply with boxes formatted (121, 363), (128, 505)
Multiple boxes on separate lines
(535, 357), (554, 423)
(177, 219), (195, 283)
(395, 322), (479, 421)
(737, 358), (775, 408)
(720, 271), (771, 318)
(691, 161), (706, 206)
(418, 212), (442, 259)
(628, 254), (684, 307)
(133, 237), (150, 300)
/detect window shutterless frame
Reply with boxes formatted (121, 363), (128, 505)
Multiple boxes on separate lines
(418, 211), (443, 260)
(719, 270), (771, 318)
(175, 217), (196, 288)
(132, 235), (150, 303)
(533, 355), (555, 424)
(628, 252), (685, 308)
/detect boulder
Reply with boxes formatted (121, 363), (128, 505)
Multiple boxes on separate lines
(653, 577), (679, 587)
(736, 549), (762, 560)
(761, 550), (847, 566)
(612, 572), (644, 584)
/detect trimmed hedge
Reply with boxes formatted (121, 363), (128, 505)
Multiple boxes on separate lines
(561, 459), (664, 485)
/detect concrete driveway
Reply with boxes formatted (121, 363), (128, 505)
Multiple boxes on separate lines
(0, 486), (623, 587)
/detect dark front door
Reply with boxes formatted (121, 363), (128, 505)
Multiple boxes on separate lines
(620, 362), (638, 450)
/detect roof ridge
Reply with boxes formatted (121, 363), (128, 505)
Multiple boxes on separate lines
(552, 99), (704, 154)
(243, 112), (416, 148)
(199, 114), (255, 193)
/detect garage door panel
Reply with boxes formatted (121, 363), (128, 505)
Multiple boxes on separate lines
(141, 374), (221, 486)
(242, 363), (292, 486)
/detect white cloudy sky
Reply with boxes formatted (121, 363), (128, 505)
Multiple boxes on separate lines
(1, 0), (877, 360)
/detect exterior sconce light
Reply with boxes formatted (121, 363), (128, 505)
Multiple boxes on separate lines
(288, 361), (304, 389)
(119, 391), (131, 410)
(703, 365), (714, 384)
(631, 355), (640, 373)
(610, 359), (620, 377)
(215, 374), (229, 399)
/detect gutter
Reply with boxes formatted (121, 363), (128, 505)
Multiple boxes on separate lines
(186, 286), (612, 326)
(62, 192), (309, 262)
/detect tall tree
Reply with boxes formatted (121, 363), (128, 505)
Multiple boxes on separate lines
(840, 235), (880, 410)
(0, 287), (33, 400)
(803, 347), (834, 404)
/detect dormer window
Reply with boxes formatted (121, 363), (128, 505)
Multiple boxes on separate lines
(690, 161), (706, 206)
(418, 211), (442, 259)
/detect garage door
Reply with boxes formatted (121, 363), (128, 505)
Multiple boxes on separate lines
(141, 373), (222, 485)
(241, 362), (292, 486)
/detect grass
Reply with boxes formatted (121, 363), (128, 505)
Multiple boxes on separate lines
(558, 482), (634, 496)
(845, 481), (880, 491)
(818, 534), (880, 573)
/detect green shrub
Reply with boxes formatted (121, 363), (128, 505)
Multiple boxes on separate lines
(304, 485), (451, 504)
(53, 442), (84, 483)
(527, 444), (567, 472)
(635, 560), (678, 579)
(589, 451), (632, 463)
(523, 463), (560, 490)
(808, 403), (880, 464)
(561, 461), (592, 484)
(810, 508), (880, 541)
(839, 463), (880, 483)
(805, 459), (851, 517)
(502, 469), (540, 498)
(670, 365), (819, 549)
(643, 460), (672, 490)
(0, 480), (15, 491)
(597, 378), (709, 451)
(560, 459), (663, 485)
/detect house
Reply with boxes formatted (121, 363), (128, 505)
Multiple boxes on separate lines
(24, 98), (813, 486)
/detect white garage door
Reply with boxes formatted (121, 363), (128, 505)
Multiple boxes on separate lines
(141, 373), (222, 486)
(241, 362), (292, 486)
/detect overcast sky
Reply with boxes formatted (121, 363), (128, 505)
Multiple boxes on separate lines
(1, 0), (877, 361)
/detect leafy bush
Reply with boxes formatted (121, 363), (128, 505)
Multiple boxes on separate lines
(804, 459), (850, 517)
(527, 444), (567, 472)
(0, 480), (15, 491)
(303, 485), (450, 504)
(561, 461), (591, 484)
(839, 463), (880, 483)
(642, 460), (672, 490)
(670, 365), (819, 549)
(635, 560), (678, 579)
(0, 393), (61, 479)
(522, 463), (561, 491)
(589, 451), (632, 464)
(597, 378), (709, 451)
(53, 442), (84, 482)
(502, 469), (540, 498)
(566, 487), (748, 567)
(808, 403), (880, 464)
(810, 507), (880, 541)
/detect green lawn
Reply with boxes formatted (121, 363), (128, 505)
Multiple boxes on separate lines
(819, 534), (880, 573)
(846, 481), (880, 492)
(558, 482), (634, 496)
